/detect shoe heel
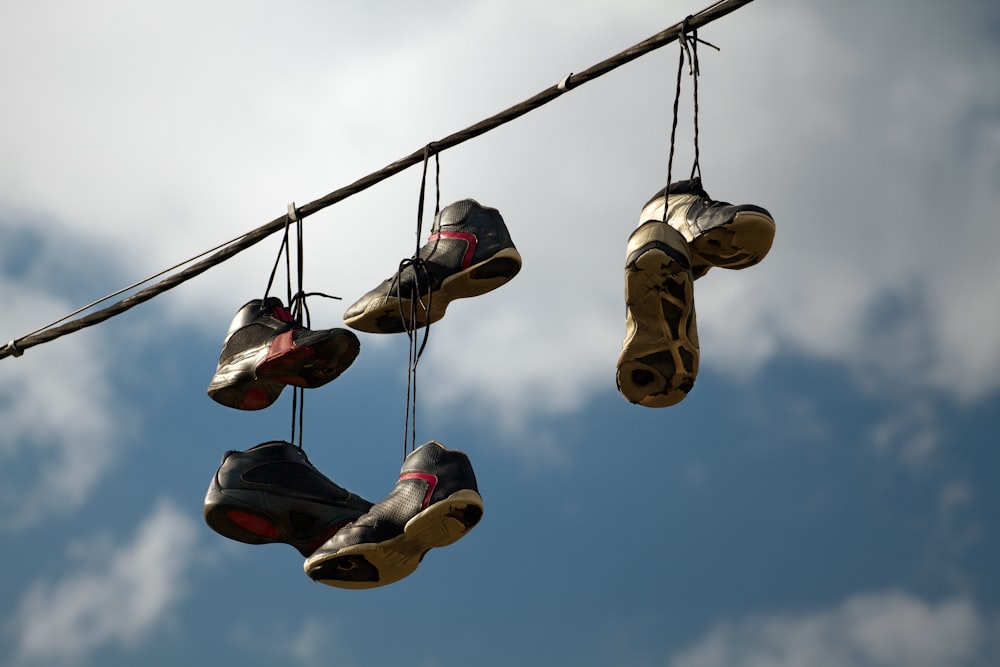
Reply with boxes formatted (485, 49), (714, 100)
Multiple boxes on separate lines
(204, 488), (282, 545)
(405, 488), (484, 549)
(690, 210), (775, 270)
(470, 248), (522, 282)
(207, 378), (284, 411)
(442, 248), (523, 303)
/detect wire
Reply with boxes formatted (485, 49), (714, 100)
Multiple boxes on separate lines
(0, 0), (756, 363)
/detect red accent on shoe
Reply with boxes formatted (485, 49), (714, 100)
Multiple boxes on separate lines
(242, 385), (272, 410)
(227, 510), (281, 539)
(264, 330), (297, 362)
(399, 472), (438, 510)
(271, 304), (297, 324)
(428, 231), (478, 269)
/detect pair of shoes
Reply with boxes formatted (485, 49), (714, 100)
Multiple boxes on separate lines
(617, 179), (774, 408)
(207, 297), (360, 410)
(203, 440), (482, 589)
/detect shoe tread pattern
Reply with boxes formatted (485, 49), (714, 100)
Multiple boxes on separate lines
(617, 223), (699, 408)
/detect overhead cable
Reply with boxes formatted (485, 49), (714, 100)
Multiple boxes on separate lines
(0, 0), (755, 362)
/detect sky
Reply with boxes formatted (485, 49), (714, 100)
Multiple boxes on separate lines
(1, 0), (999, 665)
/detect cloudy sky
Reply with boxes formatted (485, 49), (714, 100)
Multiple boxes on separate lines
(1, 0), (998, 665)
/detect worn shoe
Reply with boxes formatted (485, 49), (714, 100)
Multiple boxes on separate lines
(616, 220), (699, 408)
(204, 441), (373, 558)
(207, 297), (361, 410)
(304, 441), (483, 589)
(640, 178), (775, 279)
(343, 199), (521, 333)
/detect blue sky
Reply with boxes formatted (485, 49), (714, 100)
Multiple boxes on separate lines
(1, 1), (999, 665)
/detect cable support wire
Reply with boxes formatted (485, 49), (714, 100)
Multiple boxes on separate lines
(0, 0), (755, 363)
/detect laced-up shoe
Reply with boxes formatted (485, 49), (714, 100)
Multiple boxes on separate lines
(640, 178), (775, 279)
(616, 219), (699, 408)
(207, 297), (361, 410)
(343, 199), (521, 333)
(203, 441), (373, 557)
(304, 441), (483, 589)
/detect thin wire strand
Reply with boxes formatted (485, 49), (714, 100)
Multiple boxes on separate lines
(0, 0), (756, 363)
(16, 234), (252, 342)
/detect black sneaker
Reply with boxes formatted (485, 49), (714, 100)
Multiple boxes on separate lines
(616, 219), (699, 408)
(203, 441), (373, 558)
(207, 297), (361, 410)
(640, 178), (775, 279)
(304, 441), (483, 589)
(343, 199), (521, 333)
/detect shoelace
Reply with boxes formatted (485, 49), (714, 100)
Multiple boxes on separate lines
(663, 18), (719, 225)
(399, 145), (441, 457)
(262, 203), (347, 452)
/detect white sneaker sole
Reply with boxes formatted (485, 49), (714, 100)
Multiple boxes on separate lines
(617, 226), (699, 408)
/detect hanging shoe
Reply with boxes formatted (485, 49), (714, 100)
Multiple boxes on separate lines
(203, 441), (374, 558)
(207, 297), (361, 410)
(616, 219), (699, 408)
(640, 178), (775, 279)
(343, 199), (521, 334)
(304, 441), (483, 589)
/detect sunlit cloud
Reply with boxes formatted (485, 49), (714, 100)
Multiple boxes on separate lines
(669, 590), (997, 667)
(10, 500), (199, 666)
(923, 480), (985, 590)
(225, 614), (363, 667)
(694, 0), (1000, 406)
(0, 281), (120, 531)
(869, 401), (940, 467)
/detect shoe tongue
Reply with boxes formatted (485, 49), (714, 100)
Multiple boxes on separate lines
(245, 440), (298, 456)
(265, 298), (297, 324)
(226, 298), (290, 334)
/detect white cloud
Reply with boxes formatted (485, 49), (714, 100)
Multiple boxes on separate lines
(692, 0), (1000, 404)
(669, 590), (997, 667)
(934, 481), (982, 558)
(226, 614), (363, 667)
(420, 292), (621, 431)
(10, 499), (199, 666)
(869, 401), (940, 467)
(286, 618), (335, 666)
(0, 280), (120, 530)
(284, 617), (362, 667)
(923, 481), (984, 589)
(939, 481), (973, 519)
